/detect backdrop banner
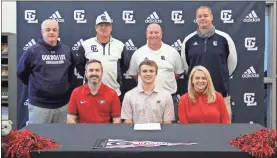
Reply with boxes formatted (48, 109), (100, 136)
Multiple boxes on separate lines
(17, 1), (265, 128)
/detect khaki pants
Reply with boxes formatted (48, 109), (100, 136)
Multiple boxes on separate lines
(28, 104), (67, 124)
(224, 96), (232, 122)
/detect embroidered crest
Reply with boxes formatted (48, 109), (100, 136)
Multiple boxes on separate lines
(98, 100), (106, 104)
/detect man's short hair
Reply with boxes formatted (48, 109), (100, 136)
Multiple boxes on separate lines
(85, 59), (103, 71)
(196, 6), (213, 15)
(138, 59), (158, 74)
(41, 19), (59, 31)
(146, 23), (163, 33)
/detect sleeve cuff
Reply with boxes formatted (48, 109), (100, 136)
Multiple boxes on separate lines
(112, 115), (121, 118)
(175, 69), (185, 74)
(128, 71), (138, 76)
(68, 112), (78, 116)
(120, 116), (132, 120)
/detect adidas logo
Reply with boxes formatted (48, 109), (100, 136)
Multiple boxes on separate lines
(23, 39), (36, 50)
(243, 10), (260, 23)
(171, 39), (182, 51)
(193, 42), (198, 46)
(242, 66), (259, 78)
(125, 39), (137, 51)
(72, 39), (84, 51)
(145, 11), (162, 23)
(49, 11), (65, 23)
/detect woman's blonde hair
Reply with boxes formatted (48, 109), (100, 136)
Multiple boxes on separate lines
(188, 66), (216, 104)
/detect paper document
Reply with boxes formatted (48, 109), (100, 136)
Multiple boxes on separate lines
(134, 123), (161, 130)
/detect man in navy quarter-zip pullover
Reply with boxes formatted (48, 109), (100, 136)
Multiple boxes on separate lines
(75, 12), (130, 102)
(181, 6), (237, 121)
(17, 19), (75, 124)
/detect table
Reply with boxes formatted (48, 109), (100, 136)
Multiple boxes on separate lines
(9, 124), (277, 158)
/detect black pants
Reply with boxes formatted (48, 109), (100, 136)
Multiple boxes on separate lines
(171, 94), (179, 123)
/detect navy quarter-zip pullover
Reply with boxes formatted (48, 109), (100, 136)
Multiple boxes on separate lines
(181, 30), (237, 97)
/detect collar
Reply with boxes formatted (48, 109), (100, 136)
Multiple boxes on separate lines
(137, 83), (159, 94)
(38, 37), (61, 51)
(84, 83), (105, 96)
(95, 35), (114, 44)
(146, 42), (164, 52)
(197, 25), (215, 38)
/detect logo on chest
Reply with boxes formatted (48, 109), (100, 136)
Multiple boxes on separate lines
(41, 54), (66, 64)
(98, 100), (106, 104)
(213, 41), (218, 46)
(91, 45), (98, 52)
(80, 101), (87, 104)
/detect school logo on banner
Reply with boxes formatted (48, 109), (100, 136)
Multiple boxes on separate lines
(245, 37), (258, 51)
(24, 10), (38, 23)
(171, 11), (184, 24)
(220, 10), (234, 23)
(244, 93), (257, 106)
(74, 10), (87, 23)
(122, 10), (136, 24)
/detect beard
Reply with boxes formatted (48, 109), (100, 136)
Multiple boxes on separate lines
(88, 75), (101, 85)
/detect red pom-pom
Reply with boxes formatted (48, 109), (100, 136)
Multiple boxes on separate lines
(3, 130), (61, 158)
(229, 128), (277, 158)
